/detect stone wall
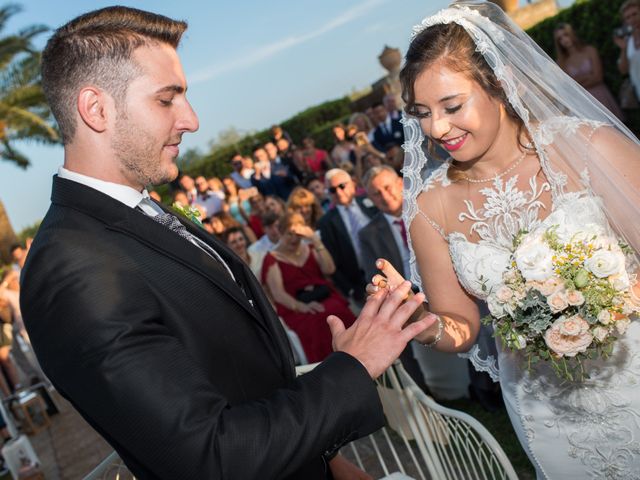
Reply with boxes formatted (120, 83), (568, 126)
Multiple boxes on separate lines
(510, 0), (559, 30)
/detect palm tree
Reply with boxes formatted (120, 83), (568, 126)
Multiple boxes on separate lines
(0, 3), (58, 263)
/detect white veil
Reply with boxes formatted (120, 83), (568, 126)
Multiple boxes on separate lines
(401, 0), (640, 379)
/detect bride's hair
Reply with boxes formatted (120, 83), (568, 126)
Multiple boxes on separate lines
(400, 22), (526, 181)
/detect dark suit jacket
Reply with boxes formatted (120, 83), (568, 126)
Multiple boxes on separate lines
(21, 176), (383, 480)
(359, 213), (406, 283)
(372, 117), (404, 152)
(317, 197), (377, 300)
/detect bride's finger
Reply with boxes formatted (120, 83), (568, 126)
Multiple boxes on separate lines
(376, 259), (405, 285)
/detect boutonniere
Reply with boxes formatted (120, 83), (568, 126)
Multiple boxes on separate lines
(362, 198), (374, 209)
(171, 202), (203, 227)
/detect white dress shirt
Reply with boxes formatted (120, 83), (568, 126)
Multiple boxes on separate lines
(247, 235), (277, 278)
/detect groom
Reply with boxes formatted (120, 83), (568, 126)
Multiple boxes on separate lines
(20, 6), (429, 480)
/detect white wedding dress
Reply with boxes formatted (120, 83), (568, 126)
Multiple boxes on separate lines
(417, 154), (640, 479)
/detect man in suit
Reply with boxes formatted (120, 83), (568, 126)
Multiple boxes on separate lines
(317, 169), (377, 304)
(358, 166), (428, 393)
(20, 7), (431, 480)
(370, 102), (404, 153)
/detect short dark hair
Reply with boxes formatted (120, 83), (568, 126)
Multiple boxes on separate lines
(41, 6), (187, 144)
(260, 212), (281, 228)
(9, 244), (23, 253)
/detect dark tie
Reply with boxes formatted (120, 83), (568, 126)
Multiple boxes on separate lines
(393, 219), (408, 248)
(151, 212), (236, 281)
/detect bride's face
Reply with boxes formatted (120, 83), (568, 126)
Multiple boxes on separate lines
(412, 62), (503, 163)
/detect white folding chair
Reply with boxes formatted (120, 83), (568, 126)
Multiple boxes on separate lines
(391, 362), (518, 480)
(83, 451), (135, 480)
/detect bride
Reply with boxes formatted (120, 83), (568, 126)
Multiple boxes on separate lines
(370, 1), (640, 478)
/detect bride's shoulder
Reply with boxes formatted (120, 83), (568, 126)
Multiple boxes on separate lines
(533, 116), (608, 145)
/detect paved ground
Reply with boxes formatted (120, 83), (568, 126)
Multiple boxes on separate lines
(14, 391), (113, 479)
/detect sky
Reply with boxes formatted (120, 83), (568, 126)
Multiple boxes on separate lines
(1, 0), (575, 231)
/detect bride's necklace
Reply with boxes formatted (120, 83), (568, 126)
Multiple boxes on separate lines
(461, 143), (533, 184)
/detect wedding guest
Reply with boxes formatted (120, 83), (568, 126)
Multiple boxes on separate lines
(554, 23), (624, 119)
(206, 177), (226, 200)
(349, 112), (375, 137)
(383, 93), (402, 121)
(195, 175), (224, 217)
(178, 174), (197, 204)
(358, 166), (430, 394)
(262, 212), (356, 363)
(270, 124), (292, 144)
(222, 177), (252, 225)
(212, 211), (257, 244)
(287, 186), (324, 230)
(318, 169), (377, 304)
(301, 137), (330, 179)
(370, 102), (404, 153)
(247, 212), (281, 278)
(304, 176), (331, 212)
(229, 153), (253, 189)
(264, 194), (287, 217)
(0, 297), (20, 394)
(223, 226), (251, 266)
(248, 192), (266, 238)
(252, 146), (296, 200)
(330, 124), (355, 166)
(355, 150), (384, 181)
(615, 0), (640, 97)
(9, 244), (26, 272)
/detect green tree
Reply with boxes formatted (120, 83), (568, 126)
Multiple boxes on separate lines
(0, 3), (58, 263)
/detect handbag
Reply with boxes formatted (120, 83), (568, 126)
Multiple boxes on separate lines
(295, 284), (330, 303)
(619, 77), (640, 110)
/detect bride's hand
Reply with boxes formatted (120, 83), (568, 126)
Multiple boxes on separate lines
(365, 259), (408, 296)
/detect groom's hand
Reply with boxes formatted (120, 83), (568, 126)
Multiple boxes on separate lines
(327, 281), (433, 379)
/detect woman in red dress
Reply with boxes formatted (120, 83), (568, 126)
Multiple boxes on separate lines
(262, 212), (355, 363)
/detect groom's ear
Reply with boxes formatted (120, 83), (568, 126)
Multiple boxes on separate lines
(76, 86), (110, 134)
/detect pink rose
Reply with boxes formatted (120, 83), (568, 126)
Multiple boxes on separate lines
(566, 290), (585, 306)
(547, 291), (569, 313)
(539, 277), (563, 297)
(544, 316), (594, 358)
(495, 285), (513, 303)
(593, 326), (608, 342)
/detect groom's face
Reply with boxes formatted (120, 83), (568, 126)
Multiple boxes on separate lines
(110, 42), (199, 189)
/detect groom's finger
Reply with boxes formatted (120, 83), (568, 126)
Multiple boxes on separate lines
(391, 292), (425, 327)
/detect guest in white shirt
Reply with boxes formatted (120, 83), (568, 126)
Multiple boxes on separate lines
(247, 212), (281, 278)
(195, 175), (224, 217)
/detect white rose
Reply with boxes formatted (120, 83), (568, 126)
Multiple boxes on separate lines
(597, 310), (611, 325)
(487, 295), (506, 319)
(495, 285), (513, 303)
(547, 291), (569, 313)
(515, 236), (555, 282)
(555, 223), (604, 244)
(592, 326), (608, 342)
(610, 272), (631, 291)
(616, 318), (631, 335)
(585, 250), (625, 278)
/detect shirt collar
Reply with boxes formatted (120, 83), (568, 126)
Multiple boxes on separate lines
(57, 166), (148, 208)
(383, 212), (402, 225)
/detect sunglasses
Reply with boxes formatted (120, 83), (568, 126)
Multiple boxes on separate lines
(329, 182), (349, 194)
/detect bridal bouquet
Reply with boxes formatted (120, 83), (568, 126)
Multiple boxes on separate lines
(485, 223), (639, 381)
